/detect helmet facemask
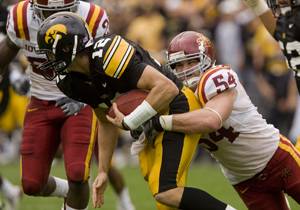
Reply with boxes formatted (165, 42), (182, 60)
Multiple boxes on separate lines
(167, 41), (213, 89)
(36, 12), (94, 81)
(267, 0), (300, 17)
(32, 0), (79, 20)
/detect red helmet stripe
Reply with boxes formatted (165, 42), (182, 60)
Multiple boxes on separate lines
(64, 0), (73, 4)
(92, 7), (104, 37)
(13, 0), (30, 40)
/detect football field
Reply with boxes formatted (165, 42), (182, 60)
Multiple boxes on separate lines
(1, 160), (299, 210)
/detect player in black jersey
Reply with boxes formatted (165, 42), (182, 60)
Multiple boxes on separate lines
(36, 12), (236, 210)
(243, 0), (300, 94)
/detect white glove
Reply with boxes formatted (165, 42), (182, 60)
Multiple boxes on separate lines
(130, 133), (147, 155)
(242, 0), (269, 16)
(55, 97), (85, 116)
(9, 68), (30, 95)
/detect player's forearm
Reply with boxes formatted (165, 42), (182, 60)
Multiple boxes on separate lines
(242, 0), (276, 34)
(137, 65), (179, 113)
(259, 10), (276, 35)
(145, 80), (178, 113)
(159, 89), (236, 133)
(170, 109), (221, 133)
(97, 120), (119, 173)
(123, 65), (179, 130)
(0, 37), (19, 74)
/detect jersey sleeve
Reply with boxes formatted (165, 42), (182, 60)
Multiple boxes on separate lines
(197, 65), (238, 106)
(6, 1), (30, 47)
(103, 35), (144, 79)
(83, 2), (109, 38)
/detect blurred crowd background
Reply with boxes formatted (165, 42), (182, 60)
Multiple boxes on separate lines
(0, 0), (300, 167)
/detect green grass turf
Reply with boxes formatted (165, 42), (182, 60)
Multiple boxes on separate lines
(1, 160), (299, 210)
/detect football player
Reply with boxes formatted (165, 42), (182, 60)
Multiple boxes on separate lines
(0, 1), (134, 210)
(36, 12), (236, 210)
(242, 0), (300, 94)
(143, 31), (300, 210)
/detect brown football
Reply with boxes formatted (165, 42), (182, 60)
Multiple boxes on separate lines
(108, 89), (148, 118)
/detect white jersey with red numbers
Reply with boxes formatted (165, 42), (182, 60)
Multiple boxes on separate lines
(6, 0), (109, 100)
(196, 65), (280, 185)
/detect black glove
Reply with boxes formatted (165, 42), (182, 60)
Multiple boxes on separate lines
(10, 70), (31, 96)
(11, 76), (30, 95)
(55, 97), (85, 116)
(130, 126), (143, 140)
(143, 115), (163, 145)
(130, 115), (164, 143)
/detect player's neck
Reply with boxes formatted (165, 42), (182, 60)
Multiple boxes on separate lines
(69, 54), (90, 75)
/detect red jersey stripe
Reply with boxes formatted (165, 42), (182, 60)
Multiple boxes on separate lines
(12, 3), (20, 38)
(22, 0), (30, 40)
(86, 3), (95, 28)
(92, 8), (104, 37)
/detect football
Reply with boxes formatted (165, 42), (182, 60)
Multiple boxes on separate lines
(108, 89), (148, 118)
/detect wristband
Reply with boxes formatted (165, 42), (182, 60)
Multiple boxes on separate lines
(121, 119), (130, 130)
(123, 100), (157, 130)
(152, 116), (164, 131)
(159, 115), (173, 131)
(243, 0), (269, 16)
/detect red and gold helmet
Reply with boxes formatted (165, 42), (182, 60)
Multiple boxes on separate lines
(167, 31), (216, 88)
(32, 0), (79, 20)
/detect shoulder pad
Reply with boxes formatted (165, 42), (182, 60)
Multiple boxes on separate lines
(93, 34), (135, 79)
(197, 65), (238, 106)
(80, 2), (109, 38)
(6, 0), (30, 44)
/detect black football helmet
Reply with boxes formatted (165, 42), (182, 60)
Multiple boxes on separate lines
(267, 0), (300, 16)
(37, 11), (93, 80)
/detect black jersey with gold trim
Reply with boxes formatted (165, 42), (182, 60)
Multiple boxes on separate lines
(57, 34), (182, 108)
(273, 9), (300, 72)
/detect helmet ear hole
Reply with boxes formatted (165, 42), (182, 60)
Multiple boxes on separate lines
(62, 46), (71, 53)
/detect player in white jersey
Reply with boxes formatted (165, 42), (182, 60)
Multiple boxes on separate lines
(138, 31), (300, 210)
(0, 1), (135, 210)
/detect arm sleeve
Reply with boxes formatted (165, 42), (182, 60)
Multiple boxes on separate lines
(6, 5), (23, 48)
(101, 35), (147, 88)
(93, 8), (110, 38)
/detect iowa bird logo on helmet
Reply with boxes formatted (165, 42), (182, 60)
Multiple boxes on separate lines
(45, 24), (67, 44)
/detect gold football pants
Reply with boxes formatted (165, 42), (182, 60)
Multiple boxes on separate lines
(138, 86), (201, 210)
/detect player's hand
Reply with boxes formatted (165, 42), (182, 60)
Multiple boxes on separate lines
(92, 172), (108, 208)
(106, 103), (125, 129)
(55, 97), (85, 116)
(143, 116), (163, 144)
(11, 76), (31, 95)
(10, 69), (30, 95)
